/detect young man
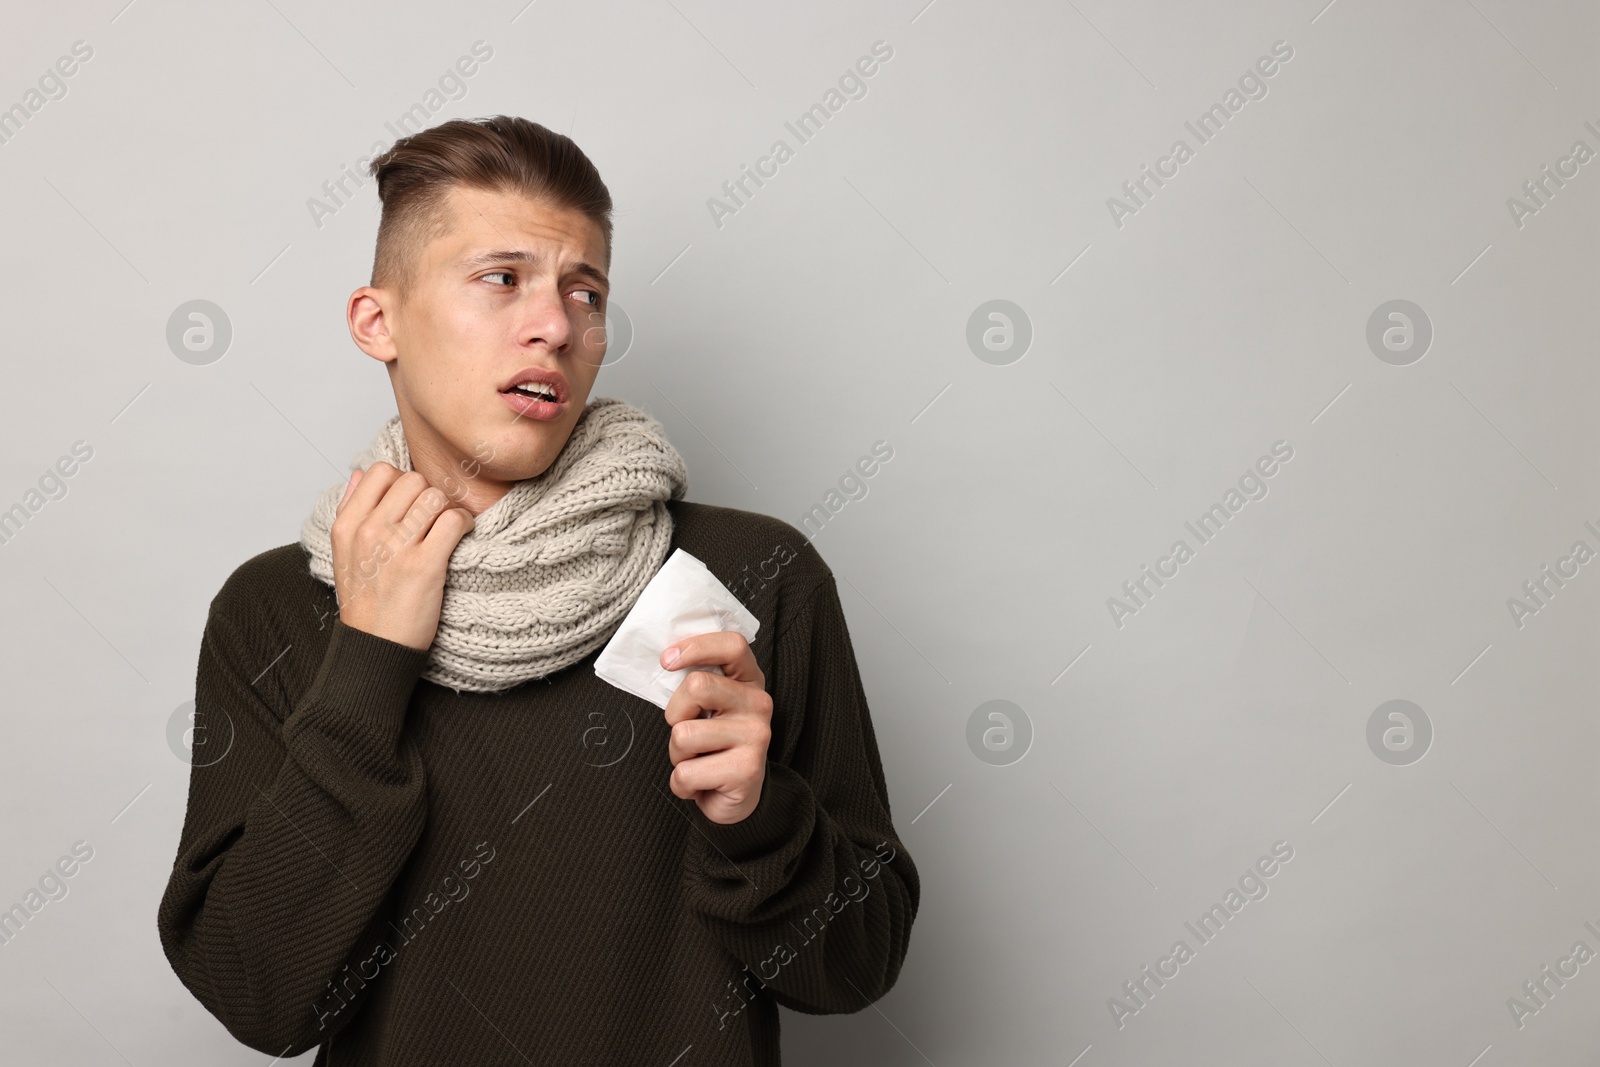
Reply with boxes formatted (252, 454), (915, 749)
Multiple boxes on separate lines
(156, 115), (918, 1065)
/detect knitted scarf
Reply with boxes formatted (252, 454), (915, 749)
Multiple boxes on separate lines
(299, 396), (688, 693)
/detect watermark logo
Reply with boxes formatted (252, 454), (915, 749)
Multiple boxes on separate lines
(313, 840), (495, 1030)
(167, 300), (232, 365)
(0, 840), (94, 949)
(0, 440), (94, 549)
(167, 699), (234, 767)
(579, 706), (634, 768)
(1106, 40), (1294, 229)
(307, 41), (495, 231)
(1107, 840), (1294, 1028)
(706, 41), (894, 230)
(1365, 299), (1431, 366)
(1505, 121), (1599, 230)
(1366, 699), (1431, 766)
(1108, 441), (1294, 628)
(966, 299), (1032, 366)
(0, 40), (94, 148)
(797, 439), (893, 541)
(711, 842), (897, 1031)
(1506, 521), (1600, 629)
(966, 699), (1032, 766)
(582, 300), (634, 365)
(1507, 919), (1600, 1029)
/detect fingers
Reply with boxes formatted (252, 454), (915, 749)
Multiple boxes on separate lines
(661, 631), (763, 686)
(336, 468), (363, 514)
(669, 748), (763, 803)
(420, 505), (476, 562)
(667, 713), (766, 766)
(334, 463), (462, 550)
(370, 470), (436, 534)
(662, 666), (773, 727)
(660, 650), (772, 824)
(330, 462), (477, 594)
(339, 460), (403, 524)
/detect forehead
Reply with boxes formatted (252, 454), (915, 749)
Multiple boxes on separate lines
(431, 184), (607, 269)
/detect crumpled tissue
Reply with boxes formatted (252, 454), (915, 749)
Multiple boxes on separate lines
(594, 548), (760, 711)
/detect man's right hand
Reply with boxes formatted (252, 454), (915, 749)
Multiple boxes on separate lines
(330, 462), (476, 651)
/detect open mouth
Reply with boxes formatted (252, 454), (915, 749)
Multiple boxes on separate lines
(504, 382), (559, 403)
(499, 375), (566, 422)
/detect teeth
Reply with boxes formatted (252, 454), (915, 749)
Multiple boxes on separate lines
(512, 382), (556, 400)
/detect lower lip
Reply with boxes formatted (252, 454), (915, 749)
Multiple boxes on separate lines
(500, 389), (565, 421)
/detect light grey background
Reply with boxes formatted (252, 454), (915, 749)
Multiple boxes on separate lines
(1, 0), (1596, 1063)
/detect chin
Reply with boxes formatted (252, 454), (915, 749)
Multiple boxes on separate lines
(493, 435), (560, 480)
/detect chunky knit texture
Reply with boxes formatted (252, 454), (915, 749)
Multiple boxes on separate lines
(157, 499), (919, 1066)
(298, 396), (689, 693)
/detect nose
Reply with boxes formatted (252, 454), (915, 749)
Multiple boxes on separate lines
(519, 281), (572, 353)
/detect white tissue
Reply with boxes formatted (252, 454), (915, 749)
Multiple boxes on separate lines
(594, 548), (761, 710)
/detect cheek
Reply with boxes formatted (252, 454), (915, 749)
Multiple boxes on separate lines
(575, 308), (608, 361)
(441, 305), (497, 356)
(419, 311), (500, 400)
(571, 319), (606, 382)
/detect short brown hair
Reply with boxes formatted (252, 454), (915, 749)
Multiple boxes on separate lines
(366, 115), (614, 302)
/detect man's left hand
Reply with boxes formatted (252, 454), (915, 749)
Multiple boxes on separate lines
(661, 633), (772, 825)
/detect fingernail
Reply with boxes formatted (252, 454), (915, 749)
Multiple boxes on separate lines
(662, 647), (679, 668)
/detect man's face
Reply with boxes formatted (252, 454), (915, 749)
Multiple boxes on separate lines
(352, 184), (611, 502)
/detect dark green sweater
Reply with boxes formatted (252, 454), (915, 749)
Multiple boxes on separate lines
(156, 499), (918, 1065)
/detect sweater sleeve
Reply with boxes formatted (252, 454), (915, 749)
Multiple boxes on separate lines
(680, 574), (920, 1017)
(156, 606), (432, 1055)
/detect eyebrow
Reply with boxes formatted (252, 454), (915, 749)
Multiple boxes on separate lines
(458, 249), (609, 291)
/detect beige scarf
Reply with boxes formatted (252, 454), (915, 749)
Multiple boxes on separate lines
(299, 397), (688, 693)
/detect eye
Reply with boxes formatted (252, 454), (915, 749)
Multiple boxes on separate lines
(483, 271), (516, 287)
(571, 289), (602, 307)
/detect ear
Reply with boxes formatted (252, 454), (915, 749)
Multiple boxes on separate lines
(348, 286), (398, 364)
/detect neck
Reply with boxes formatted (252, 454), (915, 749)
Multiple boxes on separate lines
(403, 422), (516, 517)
